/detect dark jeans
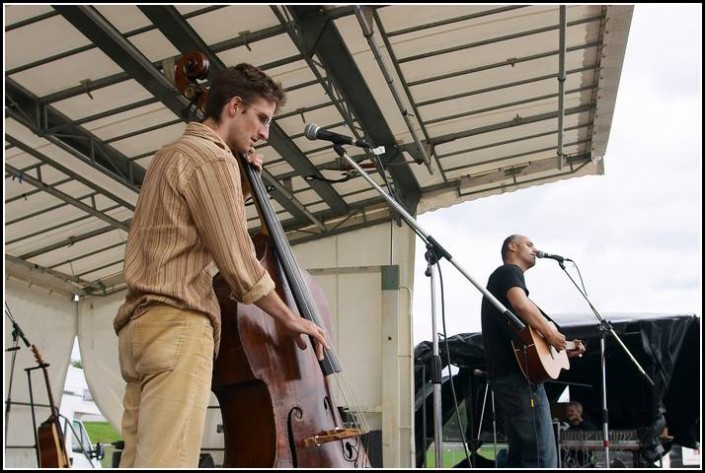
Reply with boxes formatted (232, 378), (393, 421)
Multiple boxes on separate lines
(490, 372), (557, 468)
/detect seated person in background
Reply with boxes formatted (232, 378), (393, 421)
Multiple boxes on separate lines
(562, 401), (598, 467)
(566, 401), (597, 431)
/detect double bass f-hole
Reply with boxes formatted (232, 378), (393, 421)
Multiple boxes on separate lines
(175, 51), (371, 468)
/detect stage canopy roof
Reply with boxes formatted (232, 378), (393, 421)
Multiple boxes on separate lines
(5, 5), (632, 298)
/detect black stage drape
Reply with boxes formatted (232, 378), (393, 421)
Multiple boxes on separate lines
(414, 313), (700, 467)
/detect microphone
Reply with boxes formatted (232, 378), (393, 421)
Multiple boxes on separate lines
(473, 369), (487, 379)
(536, 250), (570, 263)
(304, 123), (372, 149)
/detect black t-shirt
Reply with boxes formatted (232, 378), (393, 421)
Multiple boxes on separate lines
(481, 264), (527, 379)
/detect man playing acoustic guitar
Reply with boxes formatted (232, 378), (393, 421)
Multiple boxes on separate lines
(481, 234), (585, 467)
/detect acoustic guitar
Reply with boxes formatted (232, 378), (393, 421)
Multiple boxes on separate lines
(31, 345), (70, 468)
(511, 322), (575, 384)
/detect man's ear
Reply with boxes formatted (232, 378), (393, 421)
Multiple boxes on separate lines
(229, 96), (244, 116)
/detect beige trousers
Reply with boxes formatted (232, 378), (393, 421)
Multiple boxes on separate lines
(117, 305), (214, 467)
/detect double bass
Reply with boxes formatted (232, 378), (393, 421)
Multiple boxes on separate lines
(175, 52), (370, 468)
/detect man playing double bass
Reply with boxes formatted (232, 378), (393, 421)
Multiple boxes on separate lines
(113, 63), (329, 468)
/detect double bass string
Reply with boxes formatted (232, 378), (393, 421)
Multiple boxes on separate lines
(245, 160), (372, 444)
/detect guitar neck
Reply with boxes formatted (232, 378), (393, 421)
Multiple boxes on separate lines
(31, 345), (60, 418)
(41, 370), (60, 418)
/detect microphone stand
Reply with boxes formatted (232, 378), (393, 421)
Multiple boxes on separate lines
(5, 302), (32, 439)
(423, 241), (443, 466)
(474, 373), (498, 467)
(332, 144), (526, 466)
(553, 259), (654, 467)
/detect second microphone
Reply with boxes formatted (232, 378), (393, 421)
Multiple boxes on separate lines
(304, 123), (372, 149)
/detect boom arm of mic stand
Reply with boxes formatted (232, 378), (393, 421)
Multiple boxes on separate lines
(556, 261), (655, 387)
(331, 144), (525, 332)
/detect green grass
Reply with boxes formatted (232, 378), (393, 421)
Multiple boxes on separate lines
(83, 421), (122, 468)
(425, 442), (507, 467)
(83, 421), (122, 443)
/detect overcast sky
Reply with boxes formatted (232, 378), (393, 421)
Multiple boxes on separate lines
(411, 4), (702, 344)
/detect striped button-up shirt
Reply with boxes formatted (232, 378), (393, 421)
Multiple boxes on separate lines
(114, 122), (275, 354)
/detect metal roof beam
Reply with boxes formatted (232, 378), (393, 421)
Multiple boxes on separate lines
(287, 5), (422, 216)
(5, 134), (136, 211)
(54, 5), (191, 115)
(430, 104), (595, 147)
(5, 79), (144, 190)
(5, 163), (129, 234)
(6, 204), (123, 247)
(15, 219), (131, 261)
(5, 254), (105, 296)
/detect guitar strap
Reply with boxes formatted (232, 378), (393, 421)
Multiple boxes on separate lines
(536, 304), (562, 332)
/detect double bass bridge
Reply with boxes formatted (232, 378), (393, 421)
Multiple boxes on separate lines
(303, 427), (368, 448)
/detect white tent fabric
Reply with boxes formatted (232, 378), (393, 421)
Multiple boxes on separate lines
(4, 279), (75, 467)
(76, 291), (125, 430)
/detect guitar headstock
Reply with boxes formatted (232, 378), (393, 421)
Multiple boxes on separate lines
(31, 345), (46, 367)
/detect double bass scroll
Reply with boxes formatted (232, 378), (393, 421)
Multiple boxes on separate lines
(175, 51), (371, 468)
